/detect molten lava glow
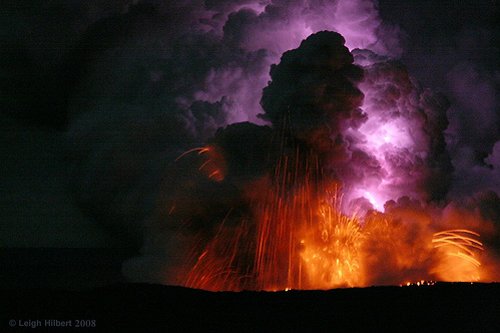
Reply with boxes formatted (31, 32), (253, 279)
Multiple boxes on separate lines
(176, 149), (490, 291)
(300, 197), (364, 288)
(431, 230), (484, 282)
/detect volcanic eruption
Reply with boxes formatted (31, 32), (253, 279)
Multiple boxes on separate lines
(64, 1), (499, 291)
(119, 31), (497, 291)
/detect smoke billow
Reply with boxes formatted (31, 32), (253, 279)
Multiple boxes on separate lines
(260, 31), (364, 157)
(65, 0), (399, 250)
(55, 1), (499, 287)
(345, 53), (452, 208)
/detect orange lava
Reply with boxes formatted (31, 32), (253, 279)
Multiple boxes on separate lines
(175, 147), (489, 291)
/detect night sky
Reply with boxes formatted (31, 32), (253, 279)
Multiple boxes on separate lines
(0, 0), (498, 288)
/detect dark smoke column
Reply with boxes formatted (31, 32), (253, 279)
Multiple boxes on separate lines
(260, 31), (452, 212)
(260, 31), (365, 162)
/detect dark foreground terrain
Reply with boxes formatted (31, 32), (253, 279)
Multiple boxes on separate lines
(2, 282), (499, 332)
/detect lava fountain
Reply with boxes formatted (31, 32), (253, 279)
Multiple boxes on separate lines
(151, 31), (496, 291)
(179, 146), (487, 291)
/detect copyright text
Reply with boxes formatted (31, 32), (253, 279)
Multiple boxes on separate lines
(8, 319), (96, 329)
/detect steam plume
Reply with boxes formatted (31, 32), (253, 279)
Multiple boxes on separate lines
(56, 1), (499, 287)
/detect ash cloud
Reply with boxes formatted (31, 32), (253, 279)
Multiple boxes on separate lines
(377, 0), (499, 200)
(258, 34), (453, 212)
(60, 0), (403, 247)
(1, 0), (498, 284)
(446, 58), (500, 197)
(260, 31), (365, 156)
(59, 1), (497, 284)
(124, 28), (498, 285)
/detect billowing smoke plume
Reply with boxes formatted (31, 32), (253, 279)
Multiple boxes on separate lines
(259, 34), (452, 212)
(346, 51), (452, 209)
(58, 1), (499, 287)
(67, 0), (402, 247)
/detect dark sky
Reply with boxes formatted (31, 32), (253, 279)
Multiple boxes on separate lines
(0, 0), (498, 248)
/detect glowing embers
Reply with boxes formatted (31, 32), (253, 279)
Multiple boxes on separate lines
(431, 230), (484, 282)
(300, 197), (364, 289)
(176, 146), (226, 182)
(175, 145), (487, 291)
(402, 280), (436, 287)
(184, 214), (255, 292)
(178, 194), (487, 290)
(252, 152), (322, 291)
